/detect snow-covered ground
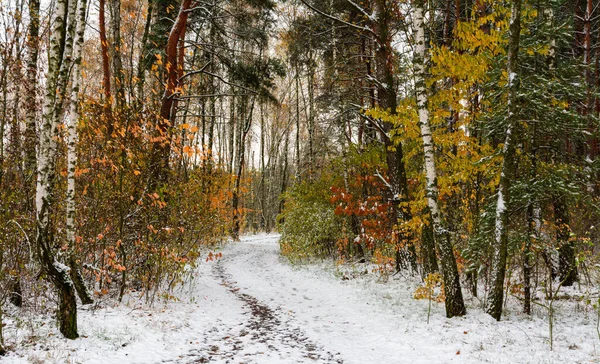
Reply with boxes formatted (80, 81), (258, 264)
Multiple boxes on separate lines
(2, 233), (599, 363)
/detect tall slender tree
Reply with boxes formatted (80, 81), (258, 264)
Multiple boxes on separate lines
(413, 0), (465, 318)
(486, 0), (522, 321)
(36, 0), (79, 338)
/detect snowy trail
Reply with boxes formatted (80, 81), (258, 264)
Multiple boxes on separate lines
(158, 233), (452, 364)
(4, 233), (598, 363)
(168, 234), (598, 364)
(198, 234), (465, 364)
(208, 234), (428, 364)
(167, 252), (343, 364)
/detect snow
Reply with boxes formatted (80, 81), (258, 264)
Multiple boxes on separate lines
(495, 187), (506, 243)
(2, 234), (599, 363)
(509, 72), (517, 87)
(53, 260), (71, 276)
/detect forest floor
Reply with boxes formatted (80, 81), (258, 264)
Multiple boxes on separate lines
(3, 233), (600, 363)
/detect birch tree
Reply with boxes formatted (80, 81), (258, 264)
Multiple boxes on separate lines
(24, 0), (40, 192)
(413, 0), (465, 318)
(66, 0), (93, 305)
(36, 0), (79, 339)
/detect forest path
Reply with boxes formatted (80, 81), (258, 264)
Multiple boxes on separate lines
(165, 234), (451, 364)
(6, 234), (595, 363)
(166, 234), (344, 363)
(159, 234), (595, 364)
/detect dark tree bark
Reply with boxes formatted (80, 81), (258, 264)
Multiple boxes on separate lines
(135, 0), (153, 107)
(295, 63), (301, 178)
(307, 53), (315, 179)
(232, 95), (255, 240)
(524, 204), (534, 314)
(370, 0), (418, 272)
(99, 0), (113, 131)
(148, 0), (191, 190)
(70, 258), (94, 305)
(55, 266), (78, 337)
(554, 195), (577, 286)
(109, 0), (125, 109)
(486, 0), (522, 321)
(421, 210), (439, 277)
(0, 304), (5, 355)
(260, 103), (267, 229)
(9, 277), (23, 307)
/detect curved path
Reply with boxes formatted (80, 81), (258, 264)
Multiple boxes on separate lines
(4, 234), (594, 363)
(162, 234), (593, 364)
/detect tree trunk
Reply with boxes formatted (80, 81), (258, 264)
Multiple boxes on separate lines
(372, 0), (417, 272)
(524, 203), (535, 314)
(421, 209), (439, 277)
(486, 0), (522, 321)
(207, 28), (216, 169)
(229, 89), (236, 175)
(554, 195), (577, 286)
(0, 62), (7, 188)
(260, 103), (266, 230)
(147, 0), (191, 190)
(24, 0), (41, 195)
(70, 257), (94, 305)
(9, 276), (23, 307)
(280, 124), (289, 215)
(135, 0), (153, 107)
(99, 0), (113, 136)
(295, 63), (301, 179)
(109, 0), (125, 109)
(36, 0), (79, 339)
(6, 55), (23, 305)
(67, 0), (93, 306)
(232, 96), (255, 240)
(413, 0), (465, 317)
(0, 248), (4, 354)
(0, 303), (5, 355)
(56, 266), (78, 338)
(35, 0), (82, 339)
(523, 118), (541, 314)
(307, 56), (315, 179)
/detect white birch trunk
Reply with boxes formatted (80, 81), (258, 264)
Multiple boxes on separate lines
(414, 3), (440, 228)
(65, 0), (83, 240)
(36, 0), (69, 240)
(413, 0), (465, 317)
(24, 0), (41, 181)
(36, 0), (82, 339)
(64, 0), (94, 306)
(66, 0), (86, 253)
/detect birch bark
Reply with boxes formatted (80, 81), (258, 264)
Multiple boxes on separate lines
(413, 0), (465, 317)
(66, 0), (93, 305)
(36, 0), (79, 339)
(24, 0), (40, 189)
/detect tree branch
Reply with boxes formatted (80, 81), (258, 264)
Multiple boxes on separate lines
(299, 0), (379, 42)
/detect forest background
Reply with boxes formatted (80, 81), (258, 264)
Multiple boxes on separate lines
(0, 0), (599, 353)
